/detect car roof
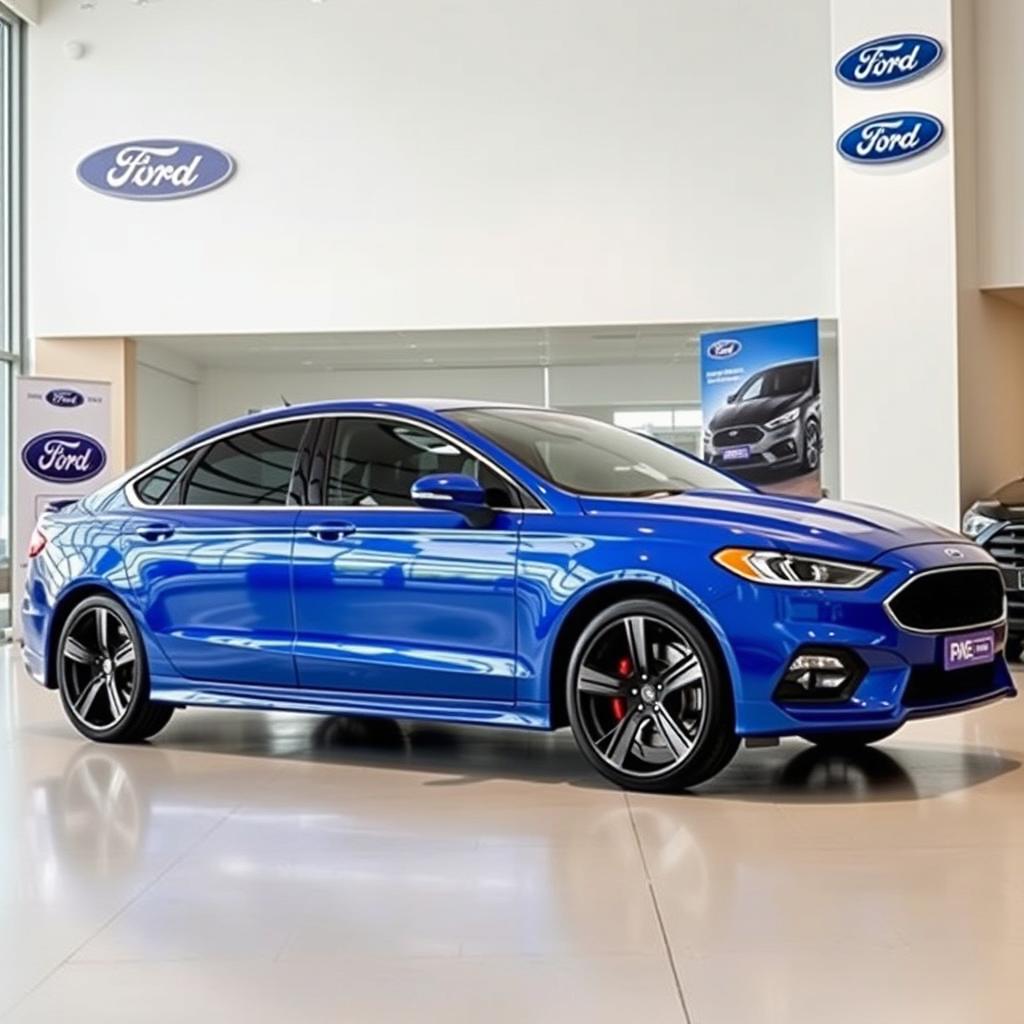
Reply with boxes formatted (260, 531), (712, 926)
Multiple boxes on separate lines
(164, 398), (547, 457)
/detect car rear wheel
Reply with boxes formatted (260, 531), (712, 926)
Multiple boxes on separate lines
(56, 595), (175, 743)
(799, 727), (898, 751)
(566, 599), (739, 792)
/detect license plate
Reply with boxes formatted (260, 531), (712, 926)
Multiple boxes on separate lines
(721, 446), (751, 462)
(943, 629), (996, 671)
(1000, 567), (1024, 591)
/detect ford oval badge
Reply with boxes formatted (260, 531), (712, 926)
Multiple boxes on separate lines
(21, 431), (107, 484)
(76, 139), (235, 200)
(707, 339), (742, 360)
(836, 112), (943, 164)
(835, 34), (943, 88)
(45, 388), (85, 409)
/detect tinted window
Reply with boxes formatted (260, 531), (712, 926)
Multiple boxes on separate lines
(448, 408), (749, 497)
(327, 418), (516, 507)
(735, 361), (813, 402)
(181, 421), (306, 506)
(135, 455), (190, 505)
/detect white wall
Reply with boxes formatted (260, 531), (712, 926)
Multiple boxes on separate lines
(28, 0), (835, 339)
(135, 345), (200, 460)
(831, 0), (962, 527)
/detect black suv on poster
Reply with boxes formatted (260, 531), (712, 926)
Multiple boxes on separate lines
(703, 359), (821, 477)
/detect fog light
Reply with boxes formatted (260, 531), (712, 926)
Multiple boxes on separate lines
(774, 648), (864, 703)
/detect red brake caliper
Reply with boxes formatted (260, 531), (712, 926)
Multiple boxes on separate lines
(611, 656), (632, 720)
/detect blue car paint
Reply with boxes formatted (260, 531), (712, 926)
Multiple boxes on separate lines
(21, 399), (1016, 738)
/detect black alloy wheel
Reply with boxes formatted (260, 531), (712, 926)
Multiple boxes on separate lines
(567, 599), (739, 792)
(56, 595), (175, 743)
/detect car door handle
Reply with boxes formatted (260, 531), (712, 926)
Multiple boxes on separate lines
(135, 522), (176, 542)
(307, 521), (356, 542)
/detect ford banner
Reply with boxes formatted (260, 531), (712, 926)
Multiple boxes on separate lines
(14, 377), (113, 636)
(699, 319), (822, 498)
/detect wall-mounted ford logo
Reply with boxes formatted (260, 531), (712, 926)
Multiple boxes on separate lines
(21, 432), (107, 484)
(45, 388), (85, 409)
(836, 112), (943, 164)
(707, 339), (742, 360)
(835, 34), (943, 87)
(76, 140), (235, 201)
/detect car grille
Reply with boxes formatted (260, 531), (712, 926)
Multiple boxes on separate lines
(903, 661), (1002, 708)
(886, 566), (1005, 633)
(712, 426), (763, 447)
(983, 524), (1024, 626)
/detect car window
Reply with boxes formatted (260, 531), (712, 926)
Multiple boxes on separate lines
(448, 407), (749, 497)
(736, 362), (812, 401)
(134, 455), (190, 505)
(180, 420), (307, 506)
(326, 418), (517, 508)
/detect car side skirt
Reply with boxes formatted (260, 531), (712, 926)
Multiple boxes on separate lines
(150, 676), (551, 729)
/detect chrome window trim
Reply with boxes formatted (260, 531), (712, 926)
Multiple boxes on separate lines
(125, 410), (551, 514)
(883, 564), (1007, 635)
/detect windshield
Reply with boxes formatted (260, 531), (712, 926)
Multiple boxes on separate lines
(449, 408), (750, 497)
(735, 361), (813, 402)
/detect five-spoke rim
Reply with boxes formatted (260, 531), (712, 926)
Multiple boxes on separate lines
(574, 613), (708, 778)
(61, 606), (137, 730)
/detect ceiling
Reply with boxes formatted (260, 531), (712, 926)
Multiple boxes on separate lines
(136, 321), (838, 373)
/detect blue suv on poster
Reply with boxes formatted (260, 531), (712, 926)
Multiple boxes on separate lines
(20, 400), (1014, 791)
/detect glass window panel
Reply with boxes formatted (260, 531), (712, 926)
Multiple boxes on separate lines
(181, 421), (306, 506)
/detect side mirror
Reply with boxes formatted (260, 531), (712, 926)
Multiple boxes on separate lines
(410, 473), (495, 527)
(726, 391), (737, 404)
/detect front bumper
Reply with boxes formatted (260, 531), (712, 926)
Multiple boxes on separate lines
(713, 542), (1016, 737)
(706, 418), (802, 470)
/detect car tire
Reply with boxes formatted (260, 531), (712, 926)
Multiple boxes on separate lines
(1005, 636), (1023, 663)
(799, 727), (899, 751)
(802, 416), (821, 472)
(56, 594), (175, 744)
(566, 598), (739, 792)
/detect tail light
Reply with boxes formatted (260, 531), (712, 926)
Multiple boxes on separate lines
(28, 528), (47, 558)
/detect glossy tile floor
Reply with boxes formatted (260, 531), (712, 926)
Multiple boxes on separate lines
(2, 649), (1023, 1023)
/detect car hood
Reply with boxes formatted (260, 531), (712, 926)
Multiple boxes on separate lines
(708, 395), (801, 430)
(579, 489), (966, 563)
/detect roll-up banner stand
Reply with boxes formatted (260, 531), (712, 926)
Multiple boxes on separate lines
(14, 377), (114, 636)
(699, 319), (822, 498)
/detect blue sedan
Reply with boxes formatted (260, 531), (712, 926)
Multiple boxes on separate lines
(21, 400), (1015, 791)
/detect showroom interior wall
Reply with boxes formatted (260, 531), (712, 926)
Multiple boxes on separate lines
(954, 0), (1024, 506)
(26, 0), (836, 339)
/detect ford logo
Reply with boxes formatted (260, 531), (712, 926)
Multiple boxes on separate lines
(76, 139), (235, 201)
(21, 431), (107, 484)
(835, 34), (943, 88)
(836, 112), (943, 164)
(707, 339), (742, 360)
(45, 388), (85, 409)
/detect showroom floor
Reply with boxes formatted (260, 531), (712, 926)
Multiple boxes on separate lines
(1, 649), (1023, 1023)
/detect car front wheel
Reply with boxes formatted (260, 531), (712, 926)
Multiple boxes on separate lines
(56, 595), (175, 744)
(566, 599), (739, 792)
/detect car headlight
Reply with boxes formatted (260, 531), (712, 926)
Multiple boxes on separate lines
(764, 408), (800, 430)
(962, 503), (998, 539)
(713, 548), (882, 588)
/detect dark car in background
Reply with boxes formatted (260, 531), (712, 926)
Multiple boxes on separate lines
(704, 359), (821, 476)
(963, 480), (1024, 658)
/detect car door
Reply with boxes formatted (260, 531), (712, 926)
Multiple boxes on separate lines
(121, 417), (309, 686)
(291, 415), (522, 701)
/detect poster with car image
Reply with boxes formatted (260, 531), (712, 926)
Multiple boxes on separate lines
(699, 319), (822, 497)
